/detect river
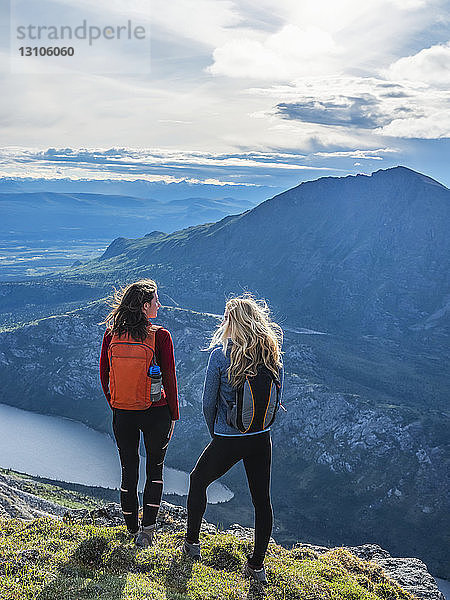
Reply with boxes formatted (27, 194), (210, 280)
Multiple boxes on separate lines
(0, 403), (233, 504)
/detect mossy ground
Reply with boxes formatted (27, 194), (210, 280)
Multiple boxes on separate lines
(0, 518), (415, 600)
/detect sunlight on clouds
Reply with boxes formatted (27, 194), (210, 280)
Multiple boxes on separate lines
(246, 76), (450, 141)
(2, 0), (450, 159)
(207, 25), (338, 79)
(0, 147), (341, 187)
(380, 113), (450, 138)
(207, 0), (444, 81)
(0, 163), (257, 186)
(388, 0), (429, 7)
(312, 149), (398, 159)
(54, 0), (152, 22)
(385, 42), (450, 86)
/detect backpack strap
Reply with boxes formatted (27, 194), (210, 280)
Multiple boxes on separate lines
(145, 325), (162, 365)
(109, 326), (161, 363)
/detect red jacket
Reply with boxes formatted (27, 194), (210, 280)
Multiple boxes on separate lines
(99, 324), (179, 420)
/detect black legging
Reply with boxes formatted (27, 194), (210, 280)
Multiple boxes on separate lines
(187, 431), (273, 566)
(112, 404), (172, 532)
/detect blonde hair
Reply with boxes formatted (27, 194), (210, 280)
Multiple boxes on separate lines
(208, 293), (283, 388)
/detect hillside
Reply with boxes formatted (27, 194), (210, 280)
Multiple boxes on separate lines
(0, 469), (106, 518)
(0, 302), (448, 579)
(0, 470), (444, 600)
(0, 166), (448, 582)
(57, 166), (450, 339)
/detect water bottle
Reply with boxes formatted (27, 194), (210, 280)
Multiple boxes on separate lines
(148, 365), (162, 403)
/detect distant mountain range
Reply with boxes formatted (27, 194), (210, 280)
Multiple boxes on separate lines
(0, 189), (261, 280)
(0, 191), (257, 240)
(0, 176), (279, 202)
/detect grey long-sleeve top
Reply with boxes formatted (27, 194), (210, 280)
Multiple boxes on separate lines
(202, 344), (284, 437)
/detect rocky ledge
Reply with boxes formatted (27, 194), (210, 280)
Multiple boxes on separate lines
(62, 502), (444, 600)
(0, 472), (444, 600)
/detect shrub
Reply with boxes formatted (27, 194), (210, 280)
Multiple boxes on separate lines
(103, 544), (136, 573)
(290, 546), (319, 561)
(202, 535), (244, 572)
(72, 535), (109, 567)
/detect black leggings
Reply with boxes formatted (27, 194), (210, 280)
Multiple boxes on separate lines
(112, 404), (172, 532)
(187, 431), (272, 566)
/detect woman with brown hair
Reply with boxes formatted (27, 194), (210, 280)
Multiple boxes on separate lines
(184, 294), (283, 584)
(99, 279), (179, 547)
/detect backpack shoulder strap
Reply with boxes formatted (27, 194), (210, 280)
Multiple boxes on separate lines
(109, 328), (159, 352)
(273, 367), (281, 387)
(144, 325), (164, 364)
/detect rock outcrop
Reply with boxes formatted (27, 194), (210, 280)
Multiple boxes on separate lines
(65, 501), (445, 600)
(0, 472), (68, 520)
(0, 471), (446, 600)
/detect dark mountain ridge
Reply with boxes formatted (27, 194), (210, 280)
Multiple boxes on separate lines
(66, 166), (450, 339)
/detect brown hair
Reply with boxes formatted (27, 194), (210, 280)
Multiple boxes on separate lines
(102, 279), (157, 342)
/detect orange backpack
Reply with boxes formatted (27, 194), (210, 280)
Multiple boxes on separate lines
(108, 325), (161, 410)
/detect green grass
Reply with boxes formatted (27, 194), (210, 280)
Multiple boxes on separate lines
(0, 518), (415, 600)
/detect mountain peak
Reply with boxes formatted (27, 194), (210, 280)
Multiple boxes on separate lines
(144, 231), (166, 239)
(370, 165), (448, 189)
(262, 165), (448, 212)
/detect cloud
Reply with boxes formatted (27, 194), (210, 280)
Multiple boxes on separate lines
(31, 146), (329, 170)
(207, 24), (339, 80)
(248, 76), (450, 140)
(385, 41), (450, 86)
(380, 112), (450, 138)
(0, 146), (347, 186)
(150, 0), (244, 48)
(312, 148), (398, 159)
(388, 0), (432, 9)
(1, 0), (450, 159)
(206, 0), (447, 81)
(275, 95), (389, 129)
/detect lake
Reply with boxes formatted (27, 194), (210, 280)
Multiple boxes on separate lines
(0, 403), (233, 504)
(0, 237), (107, 280)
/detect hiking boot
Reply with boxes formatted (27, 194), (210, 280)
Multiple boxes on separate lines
(135, 524), (156, 548)
(182, 538), (201, 560)
(244, 558), (268, 585)
(128, 528), (139, 542)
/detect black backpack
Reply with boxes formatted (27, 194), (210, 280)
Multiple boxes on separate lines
(226, 364), (283, 433)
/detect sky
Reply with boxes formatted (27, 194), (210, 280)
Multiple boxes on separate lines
(1, 0), (449, 191)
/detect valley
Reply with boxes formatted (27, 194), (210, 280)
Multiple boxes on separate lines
(1, 166), (449, 579)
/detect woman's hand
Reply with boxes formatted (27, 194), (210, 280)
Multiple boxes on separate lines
(168, 420), (176, 441)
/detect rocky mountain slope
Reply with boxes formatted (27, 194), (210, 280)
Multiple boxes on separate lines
(0, 470), (444, 600)
(58, 166), (450, 339)
(0, 301), (448, 579)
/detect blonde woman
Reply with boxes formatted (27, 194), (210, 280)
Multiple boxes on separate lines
(184, 294), (284, 584)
